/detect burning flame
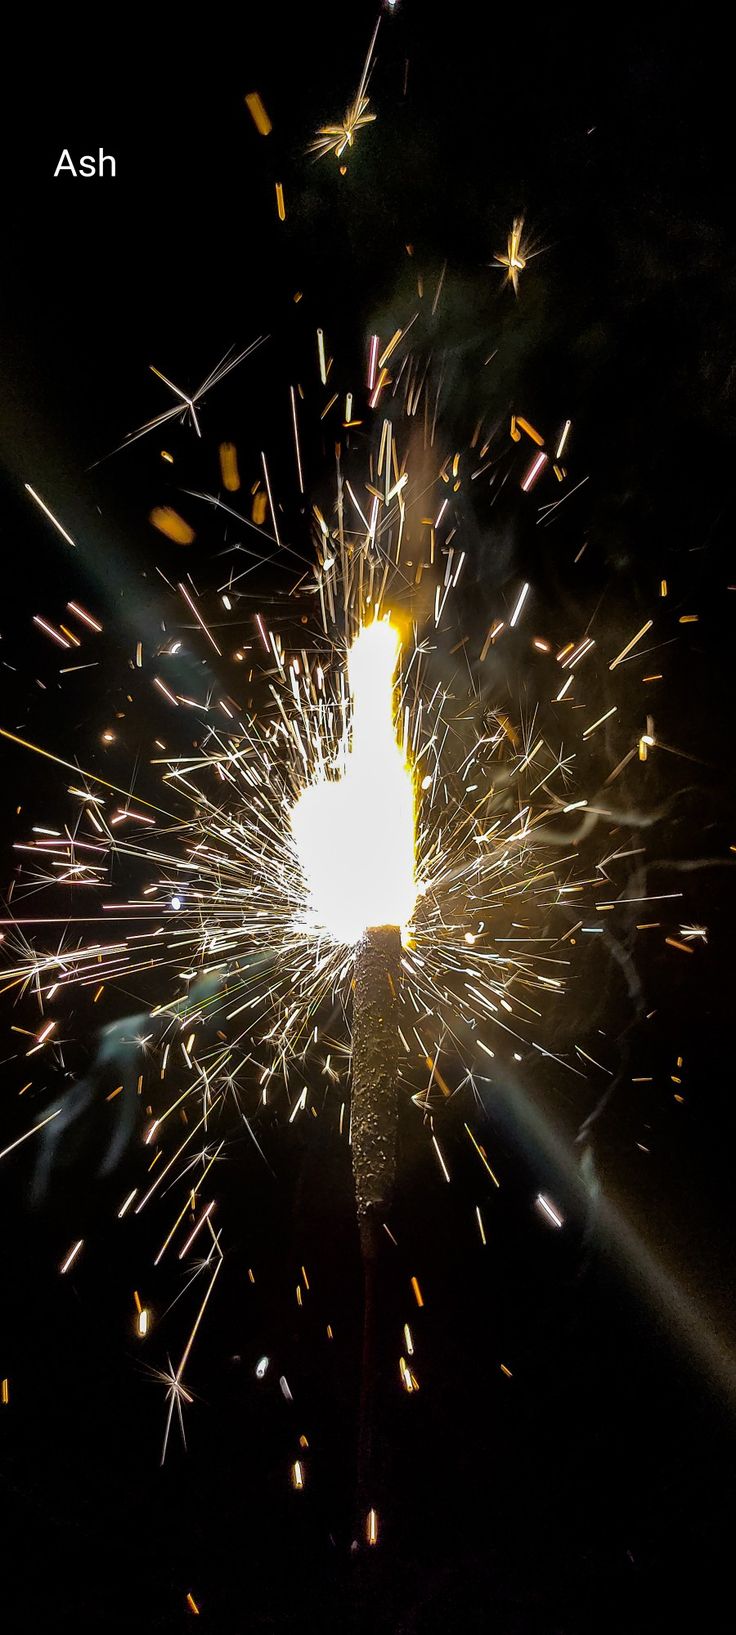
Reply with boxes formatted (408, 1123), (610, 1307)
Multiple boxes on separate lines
(291, 620), (416, 944)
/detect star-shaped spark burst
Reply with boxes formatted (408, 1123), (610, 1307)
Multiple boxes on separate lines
(679, 923), (708, 943)
(494, 217), (534, 296)
(96, 339), (266, 462)
(150, 1240), (223, 1462)
(309, 19), (379, 165)
(149, 1354), (196, 1464)
(309, 95), (377, 163)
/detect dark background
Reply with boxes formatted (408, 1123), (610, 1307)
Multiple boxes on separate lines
(0, 4), (735, 1630)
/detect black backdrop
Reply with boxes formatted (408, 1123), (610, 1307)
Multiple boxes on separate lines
(0, 5), (734, 1630)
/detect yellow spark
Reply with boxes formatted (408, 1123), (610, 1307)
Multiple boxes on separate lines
(310, 19), (379, 163)
(149, 507), (195, 546)
(244, 92), (272, 136)
(609, 620), (653, 671)
(494, 217), (528, 296)
(464, 1124), (500, 1186)
(515, 416), (544, 447)
(583, 705), (617, 739)
(425, 1055), (452, 1096)
(400, 1357), (419, 1392)
(310, 96), (376, 162)
(219, 442), (240, 492)
(555, 420), (572, 459)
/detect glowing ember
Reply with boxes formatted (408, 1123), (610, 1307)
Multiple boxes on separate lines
(291, 621), (416, 944)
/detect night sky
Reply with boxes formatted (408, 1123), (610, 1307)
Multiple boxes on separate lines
(1, 6), (734, 1631)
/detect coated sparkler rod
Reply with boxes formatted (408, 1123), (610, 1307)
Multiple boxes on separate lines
(351, 925), (401, 1233)
(350, 923), (402, 1556)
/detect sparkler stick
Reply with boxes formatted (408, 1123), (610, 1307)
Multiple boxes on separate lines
(351, 922), (402, 1546)
(292, 619), (415, 1545)
(351, 924), (401, 1236)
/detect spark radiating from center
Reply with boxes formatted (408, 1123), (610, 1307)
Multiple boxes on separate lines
(291, 621), (416, 944)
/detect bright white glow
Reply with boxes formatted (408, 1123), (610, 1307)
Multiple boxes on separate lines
(291, 621), (416, 943)
(536, 1193), (563, 1228)
(509, 582), (530, 627)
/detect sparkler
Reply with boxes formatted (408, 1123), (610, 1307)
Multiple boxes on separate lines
(292, 619), (415, 1536)
(1, 343), (688, 1425)
(0, 21), (713, 1593)
(2, 366), (599, 1484)
(292, 620), (414, 1235)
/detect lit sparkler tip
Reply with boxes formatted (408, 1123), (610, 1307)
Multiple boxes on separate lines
(291, 621), (415, 944)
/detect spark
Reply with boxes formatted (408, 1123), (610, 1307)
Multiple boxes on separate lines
(67, 601), (103, 632)
(60, 1239), (84, 1274)
(536, 1194), (563, 1228)
(244, 91), (272, 136)
(509, 582), (530, 627)
(679, 924), (707, 942)
(494, 217), (533, 296)
(309, 20), (380, 163)
(521, 451), (548, 492)
(555, 420), (572, 459)
(609, 621), (654, 671)
(0, 1107), (61, 1162)
(24, 484), (77, 548)
(109, 339), (266, 457)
